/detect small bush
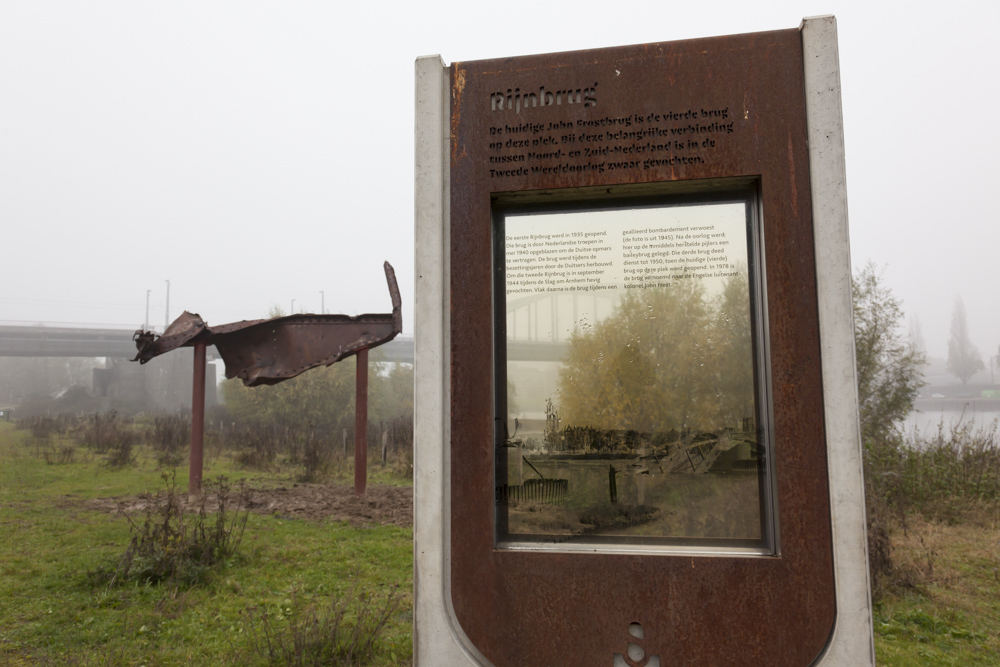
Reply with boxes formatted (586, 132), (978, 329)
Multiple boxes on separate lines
(227, 423), (281, 470)
(104, 438), (136, 468)
(240, 575), (403, 666)
(865, 414), (1000, 598)
(78, 411), (138, 468)
(25, 416), (61, 440)
(378, 416), (414, 480)
(148, 414), (189, 451)
(865, 483), (893, 600)
(298, 430), (334, 483)
(18, 415), (75, 448)
(42, 444), (76, 465)
(146, 414), (189, 467)
(91, 472), (250, 589)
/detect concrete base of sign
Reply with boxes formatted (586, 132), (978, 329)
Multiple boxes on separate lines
(414, 15), (874, 665)
(413, 54), (489, 666)
(802, 15), (877, 666)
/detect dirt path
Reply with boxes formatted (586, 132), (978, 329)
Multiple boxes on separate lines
(82, 482), (413, 528)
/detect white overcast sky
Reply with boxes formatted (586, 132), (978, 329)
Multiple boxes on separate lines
(1, 1), (997, 362)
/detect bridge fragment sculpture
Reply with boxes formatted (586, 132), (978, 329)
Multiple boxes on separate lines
(130, 262), (402, 497)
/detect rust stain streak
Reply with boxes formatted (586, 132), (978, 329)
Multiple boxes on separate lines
(451, 67), (467, 165)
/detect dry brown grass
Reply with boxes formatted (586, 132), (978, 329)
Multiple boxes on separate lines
(875, 509), (1000, 665)
(886, 510), (1000, 612)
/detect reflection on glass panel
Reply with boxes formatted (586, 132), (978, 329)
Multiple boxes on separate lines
(496, 196), (768, 548)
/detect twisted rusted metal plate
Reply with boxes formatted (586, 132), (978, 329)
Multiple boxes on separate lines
(132, 262), (402, 386)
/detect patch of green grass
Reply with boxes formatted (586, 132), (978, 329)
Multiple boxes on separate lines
(873, 513), (1000, 666)
(0, 421), (412, 665)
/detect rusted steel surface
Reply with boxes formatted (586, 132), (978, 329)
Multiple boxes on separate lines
(132, 262), (402, 387)
(189, 342), (207, 497)
(448, 30), (835, 665)
(354, 347), (369, 496)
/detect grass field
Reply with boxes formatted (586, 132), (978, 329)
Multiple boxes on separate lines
(873, 511), (1000, 666)
(0, 421), (412, 666)
(3, 415), (1000, 665)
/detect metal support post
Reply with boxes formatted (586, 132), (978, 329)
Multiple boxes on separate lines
(355, 347), (369, 496)
(190, 341), (207, 499)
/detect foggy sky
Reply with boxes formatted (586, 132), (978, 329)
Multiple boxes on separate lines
(1, 1), (997, 364)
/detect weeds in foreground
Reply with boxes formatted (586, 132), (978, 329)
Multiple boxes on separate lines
(89, 471), (250, 589)
(865, 414), (1000, 599)
(0, 420), (414, 667)
(240, 575), (403, 666)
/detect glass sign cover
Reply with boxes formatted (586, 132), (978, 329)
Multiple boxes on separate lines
(494, 189), (774, 552)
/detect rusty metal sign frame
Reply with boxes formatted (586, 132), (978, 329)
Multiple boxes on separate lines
(445, 29), (837, 666)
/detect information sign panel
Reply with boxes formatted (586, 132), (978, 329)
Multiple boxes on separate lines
(415, 17), (874, 666)
(494, 185), (774, 552)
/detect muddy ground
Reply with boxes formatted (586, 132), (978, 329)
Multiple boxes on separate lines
(82, 481), (413, 528)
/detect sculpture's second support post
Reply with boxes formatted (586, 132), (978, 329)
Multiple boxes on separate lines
(190, 341), (207, 500)
(355, 347), (369, 496)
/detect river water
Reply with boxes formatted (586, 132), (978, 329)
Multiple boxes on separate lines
(903, 400), (999, 438)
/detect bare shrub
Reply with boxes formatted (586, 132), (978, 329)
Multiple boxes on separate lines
(42, 444), (76, 465)
(865, 484), (893, 600)
(77, 411), (138, 468)
(219, 422), (292, 470)
(298, 429), (337, 483)
(26, 416), (59, 441)
(146, 414), (189, 467)
(104, 439), (135, 468)
(18, 415), (75, 452)
(90, 472), (250, 589)
(240, 574), (403, 666)
(882, 416), (1000, 522)
(148, 414), (189, 451)
(380, 416), (413, 479)
(866, 416), (1000, 596)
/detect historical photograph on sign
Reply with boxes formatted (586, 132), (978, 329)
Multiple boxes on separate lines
(495, 190), (771, 548)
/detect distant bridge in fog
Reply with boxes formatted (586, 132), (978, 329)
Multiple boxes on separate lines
(0, 324), (570, 364)
(0, 324), (417, 363)
(0, 325), (144, 359)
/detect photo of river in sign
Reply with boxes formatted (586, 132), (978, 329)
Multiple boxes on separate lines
(497, 197), (769, 546)
(498, 431), (764, 542)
